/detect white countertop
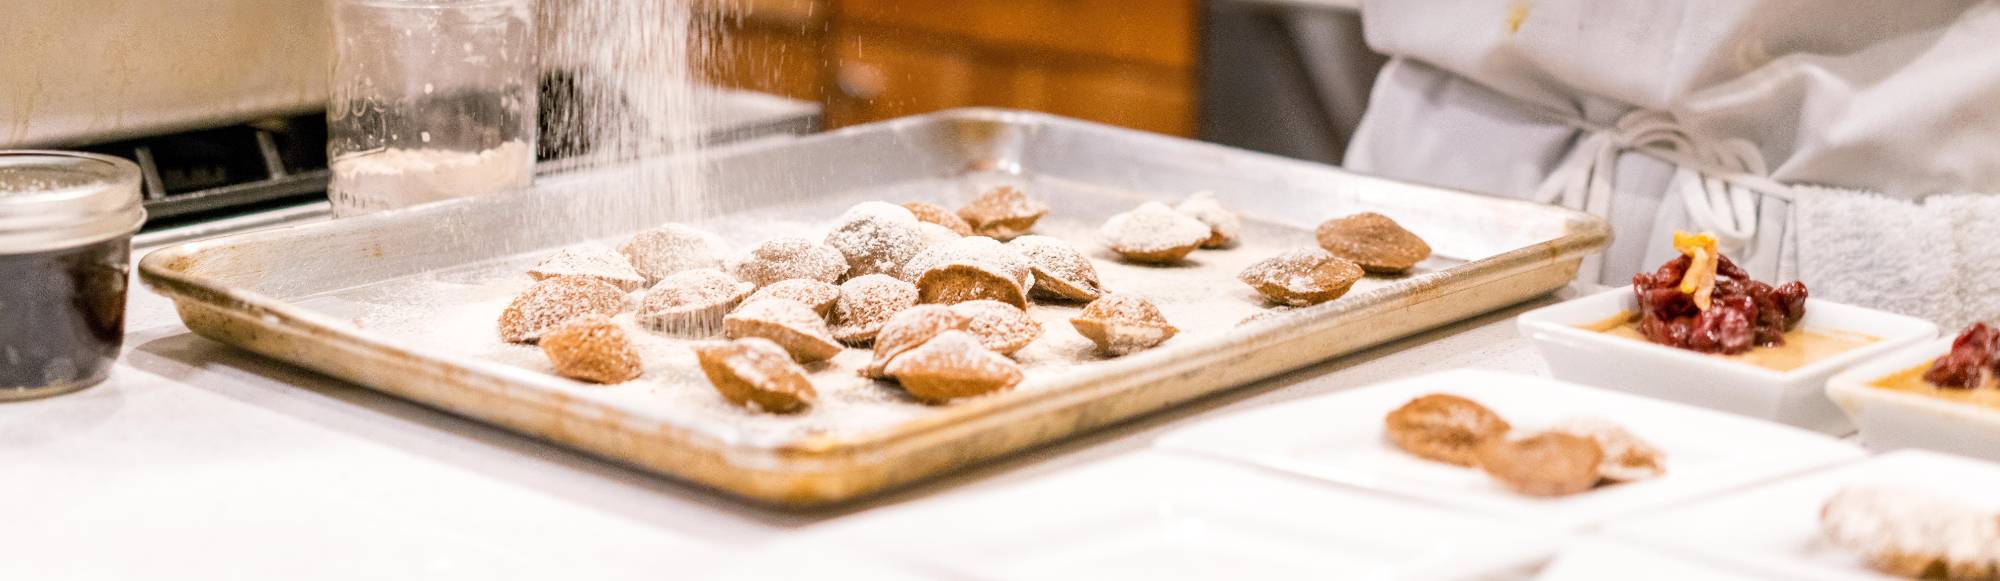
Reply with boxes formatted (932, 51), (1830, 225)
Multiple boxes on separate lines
(1, 234), (1582, 579)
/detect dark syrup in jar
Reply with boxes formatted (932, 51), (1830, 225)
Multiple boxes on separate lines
(0, 235), (130, 393)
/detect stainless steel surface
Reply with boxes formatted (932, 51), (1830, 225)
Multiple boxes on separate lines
(139, 109), (1609, 507)
(0, 1), (331, 149)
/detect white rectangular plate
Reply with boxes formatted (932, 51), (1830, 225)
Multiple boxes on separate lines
(1535, 537), (1771, 581)
(1154, 369), (1866, 529)
(1607, 450), (2000, 580)
(795, 451), (1565, 581)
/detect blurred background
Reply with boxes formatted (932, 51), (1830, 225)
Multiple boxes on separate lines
(708, 0), (1380, 163)
(0, 0), (1382, 233)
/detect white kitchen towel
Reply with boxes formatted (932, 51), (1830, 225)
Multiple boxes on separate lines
(1795, 187), (1999, 330)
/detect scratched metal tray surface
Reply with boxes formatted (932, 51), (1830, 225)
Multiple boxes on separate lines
(139, 109), (1608, 507)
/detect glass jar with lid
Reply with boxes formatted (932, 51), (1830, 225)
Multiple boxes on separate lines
(0, 151), (146, 400)
(327, 0), (538, 217)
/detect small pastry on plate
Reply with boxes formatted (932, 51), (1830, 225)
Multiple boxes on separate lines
(1382, 393), (1512, 467)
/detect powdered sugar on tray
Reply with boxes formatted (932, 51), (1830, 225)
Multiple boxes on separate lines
(304, 174), (1452, 452)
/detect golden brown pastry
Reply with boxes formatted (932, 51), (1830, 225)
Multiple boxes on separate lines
(957, 186), (1048, 240)
(884, 330), (1025, 403)
(1315, 212), (1432, 274)
(1238, 248), (1365, 306)
(723, 299), (844, 363)
(904, 201), (976, 236)
(1382, 393), (1512, 467)
(1476, 432), (1605, 497)
(498, 276), (627, 344)
(916, 261), (1030, 309)
(539, 315), (643, 384)
(694, 338), (817, 414)
(1070, 293), (1179, 356)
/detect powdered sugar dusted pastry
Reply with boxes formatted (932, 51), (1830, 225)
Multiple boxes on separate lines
(957, 186), (1048, 240)
(900, 236), (1034, 290)
(732, 237), (847, 288)
(1821, 486), (2000, 580)
(1008, 235), (1103, 302)
(830, 275), (919, 346)
(744, 278), (841, 317)
(950, 299), (1043, 355)
(917, 261), (1029, 309)
(529, 244), (646, 291)
(620, 223), (730, 284)
(1175, 191), (1242, 249)
(866, 304), (967, 379)
(884, 330), (1024, 403)
(498, 276), (627, 344)
(1238, 247), (1364, 306)
(1071, 293), (1178, 356)
(539, 315), (643, 384)
(825, 202), (929, 279)
(1101, 202), (1211, 263)
(636, 268), (754, 336)
(1548, 416), (1666, 483)
(695, 338), (817, 414)
(905, 201), (975, 236)
(723, 299), (844, 363)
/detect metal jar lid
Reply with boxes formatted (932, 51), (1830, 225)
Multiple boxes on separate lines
(0, 151), (147, 254)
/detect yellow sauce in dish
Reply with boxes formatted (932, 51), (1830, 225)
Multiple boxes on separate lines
(1580, 312), (1878, 372)
(1872, 362), (2000, 409)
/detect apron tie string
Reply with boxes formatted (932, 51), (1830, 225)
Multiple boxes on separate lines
(1531, 108), (1795, 280)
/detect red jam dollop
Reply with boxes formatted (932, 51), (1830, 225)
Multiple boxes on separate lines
(1923, 323), (1999, 389)
(1631, 253), (1808, 355)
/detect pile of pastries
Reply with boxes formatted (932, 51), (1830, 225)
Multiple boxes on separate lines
(491, 186), (1435, 415)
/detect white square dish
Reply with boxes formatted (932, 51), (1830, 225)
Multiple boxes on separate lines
(1517, 286), (1937, 434)
(1607, 450), (2000, 580)
(795, 451), (1566, 581)
(1827, 336), (2000, 461)
(1153, 369), (1865, 529)
(1535, 537), (1771, 581)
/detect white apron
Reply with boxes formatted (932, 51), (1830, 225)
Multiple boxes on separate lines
(1344, 0), (2000, 328)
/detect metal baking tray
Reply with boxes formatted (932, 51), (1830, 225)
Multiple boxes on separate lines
(140, 109), (1608, 507)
